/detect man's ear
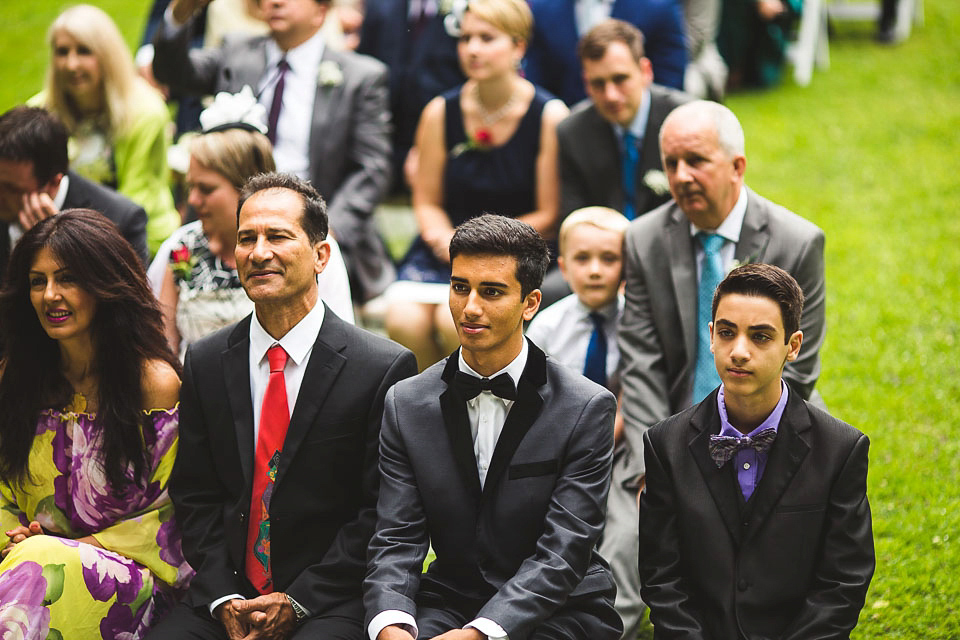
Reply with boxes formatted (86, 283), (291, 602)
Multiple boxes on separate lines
(313, 239), (331, 275)
(708, 321), (716, 354)
(522, 288), (542, 322)
(785, 330), (803, 361)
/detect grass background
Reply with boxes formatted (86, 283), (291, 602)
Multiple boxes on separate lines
(1, 1), (957, 636)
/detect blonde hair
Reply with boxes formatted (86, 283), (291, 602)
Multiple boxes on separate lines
(189, 128), (276, 191)
(466, 0), (533, 44)
(558, 207), (629, 255)
(43, 4), (158, 134)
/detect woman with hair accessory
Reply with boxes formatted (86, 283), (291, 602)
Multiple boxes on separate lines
(150, 87), (354, 359)
(31, 4), (180, 255)
(385, 0), (568, 370)
(0, 210), (191, 637)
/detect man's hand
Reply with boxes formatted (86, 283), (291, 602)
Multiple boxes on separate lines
(756, 0), (786, 21)
(233, 592), (297, 639)
(216, 599), (251, 640)
(17, 192), (58, 231)
(378, 625), (416, 640)
(2, 521), (43, 558)
(171, 0), (214, 25)
(429, 629), (484, 640)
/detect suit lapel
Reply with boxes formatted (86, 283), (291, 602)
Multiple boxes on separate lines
(308, 49), (346, 179)
(273, 307), (347, 491)
(735, 188), (771, 264)
(742, 393), (811, 542)
(222, 318), (255, 487)
(666, 207), (698, 368)
(440, 353), (483, 502)
(689, 395), (742, 545)
(482, 341), (547, 497)
(636, 91), (670, 213)
(226, 38), (269, 92)
(580, 107), (622, 209)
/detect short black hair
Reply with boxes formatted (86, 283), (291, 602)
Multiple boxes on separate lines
(0, 106), (69, 186)
(449, 214), (549, 297)
(712, 263), (804, 341)
(237, 172), (328, 244)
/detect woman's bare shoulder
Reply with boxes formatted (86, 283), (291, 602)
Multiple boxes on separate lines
(141, 359), (181, 411)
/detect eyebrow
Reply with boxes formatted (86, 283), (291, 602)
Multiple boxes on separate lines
(715, 318), (779, 332)
(450, 276), (509, 288)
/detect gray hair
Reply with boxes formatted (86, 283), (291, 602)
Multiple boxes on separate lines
(660, 100), (745, 158)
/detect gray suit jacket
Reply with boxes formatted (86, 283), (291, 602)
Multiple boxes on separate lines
(364, 341), (618, 640)
(557, 84), (692, 220)
(153, 19), (395, 300)
(618, 188), (825, 477)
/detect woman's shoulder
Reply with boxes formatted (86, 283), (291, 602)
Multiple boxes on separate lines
(140, 359), (181, 411)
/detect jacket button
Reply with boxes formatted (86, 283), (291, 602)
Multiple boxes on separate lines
(737, 579), (749, 591)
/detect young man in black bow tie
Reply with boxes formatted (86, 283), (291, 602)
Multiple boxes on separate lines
(639, 263), (875, 639)
(365, 214), (622, 640)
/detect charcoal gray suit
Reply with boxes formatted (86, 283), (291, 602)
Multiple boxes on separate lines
(364, 341), (622, 640)
(153, 18), (395, 301)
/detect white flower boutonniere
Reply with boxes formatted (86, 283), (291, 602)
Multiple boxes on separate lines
(317, 60), (344, 88)
(642, 169), (670, 196)
(442, 0), (469, 37)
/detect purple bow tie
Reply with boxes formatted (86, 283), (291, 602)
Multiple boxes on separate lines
(708, 428), (777, 467)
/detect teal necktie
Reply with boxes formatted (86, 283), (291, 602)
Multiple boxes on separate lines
(621, 131), (639, 220)
(693, 233), (725, 403)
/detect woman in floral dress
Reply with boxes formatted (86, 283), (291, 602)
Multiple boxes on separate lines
(0, 210), (191, 638)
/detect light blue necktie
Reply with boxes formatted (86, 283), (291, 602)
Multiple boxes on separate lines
(583, 312), (608, 388)
(693, 233), (725, 403)
(621, 131), (639, 220)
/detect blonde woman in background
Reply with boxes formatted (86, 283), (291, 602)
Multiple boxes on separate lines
(33, 4), (180, 255)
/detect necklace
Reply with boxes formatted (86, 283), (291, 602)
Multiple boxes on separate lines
(473, 82), (519, 127)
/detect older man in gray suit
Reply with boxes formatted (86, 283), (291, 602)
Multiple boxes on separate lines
(365, 215), (622, 640)
(153, 0), (394, 302)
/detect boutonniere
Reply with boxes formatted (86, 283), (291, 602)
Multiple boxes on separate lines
(171, 245), (196, 281)
(442, 0), (469, 37)
(451, 129), (493, 158)
(317, 60), (344, 88)
(642, 169), (670, 196)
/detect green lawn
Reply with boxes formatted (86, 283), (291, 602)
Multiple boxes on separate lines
(2, 1), (958, 637)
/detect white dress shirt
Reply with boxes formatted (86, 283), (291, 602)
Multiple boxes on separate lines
(368, 342), (529, 640)
(209, 297), (325, 615)
(525, 294), (622, 391)
(690, 184), (748, 279)
(260, 33), (325, 180)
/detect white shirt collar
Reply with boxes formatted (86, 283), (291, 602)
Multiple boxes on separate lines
(249, 297), (326, 367)
(613, 87), (652, 142)
(53, 174), (69, 211)
(575, 296), (621, 323)
(265, 29), (326, 76)
(458, 338), (529, 390)
(689, 184), (748, 243)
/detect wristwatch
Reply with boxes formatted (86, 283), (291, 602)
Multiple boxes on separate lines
(284, 593), (308, 625)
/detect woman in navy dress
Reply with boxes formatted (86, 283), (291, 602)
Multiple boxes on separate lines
(385, 0), (568, 370)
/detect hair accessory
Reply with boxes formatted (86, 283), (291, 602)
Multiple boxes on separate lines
(443, 0), (469, 37)
(199, 85), (268, 134)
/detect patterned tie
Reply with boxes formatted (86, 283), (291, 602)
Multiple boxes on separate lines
(453, 371), (517, 401)
(621, 131), (639, 220)
(267, 58), (289, 146)
(245, 344), (289, 594)
(708, 428), (777, 467)
(583, 312), (608, 387)
(693, 233), (725, 403)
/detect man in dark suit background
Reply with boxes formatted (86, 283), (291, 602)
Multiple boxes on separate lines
(153, 0), (395, 302)
(639, 263), (874, 638)
(365, 215), (621, 640)
(148, 173), (416, 638)
(525, 0), (687, 105)
(0, 106), (149, 278)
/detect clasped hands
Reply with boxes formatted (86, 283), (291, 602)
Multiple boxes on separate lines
(378, 624), (484, 640)
(217, 593), (297, 640)
(1, 520), (43, 558)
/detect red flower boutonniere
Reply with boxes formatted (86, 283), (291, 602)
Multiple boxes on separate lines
(451, 128), (494, 158)
(171, 245), (196, 281)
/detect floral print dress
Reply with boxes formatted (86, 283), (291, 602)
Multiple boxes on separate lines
(0, 395), (193, 638)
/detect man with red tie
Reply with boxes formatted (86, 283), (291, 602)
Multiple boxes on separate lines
(147, 173), (416, 638)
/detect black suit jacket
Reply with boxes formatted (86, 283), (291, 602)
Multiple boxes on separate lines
(365, 342), (620, 640)
(0, 171), (148, 283)
(557, 84), (692, 220)
(639, 390), (875, 639)
(172, 307), (417, 614)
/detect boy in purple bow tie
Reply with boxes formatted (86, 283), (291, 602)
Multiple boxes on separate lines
(639, 263), (874, 639)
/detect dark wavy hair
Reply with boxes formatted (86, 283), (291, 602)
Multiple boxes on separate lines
(0, 210), (180, 493)
(449, 214), (549, 297)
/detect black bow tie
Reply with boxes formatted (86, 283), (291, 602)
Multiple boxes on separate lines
(708, 428), (777, 467)
(453, 371), (517, 401)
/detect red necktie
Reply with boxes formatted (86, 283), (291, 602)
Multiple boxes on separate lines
(267, 58), (289, 146)
(245, 344), (290, 593)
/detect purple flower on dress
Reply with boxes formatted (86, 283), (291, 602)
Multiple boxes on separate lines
(99, 601), (150, 640)
(79, 544), (143, 604)
(156, 518), (186, 570)
(0, 562), (51, 638)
